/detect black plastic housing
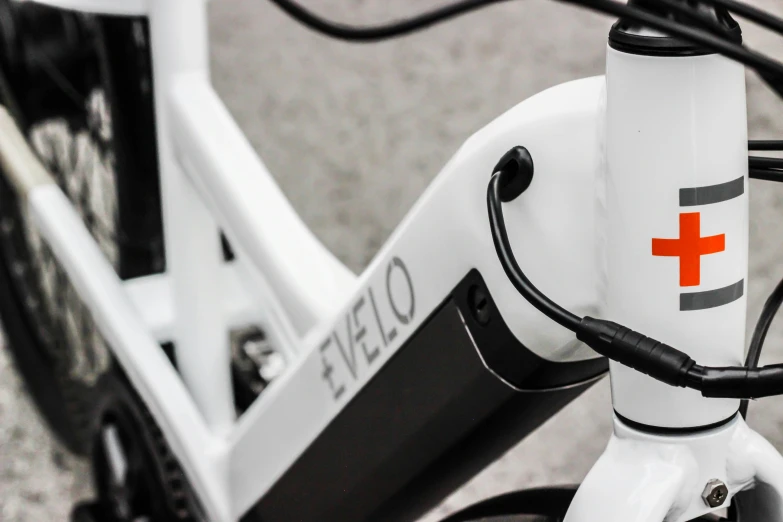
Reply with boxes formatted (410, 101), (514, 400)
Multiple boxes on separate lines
(242, 271), (607, 522)
(608, 0), (741, 56)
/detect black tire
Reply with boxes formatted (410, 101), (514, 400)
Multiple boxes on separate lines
(70, 502), (111, 522)
(89, 370), (203, 522)
(439, 487), (576, 522)
(0, 5), (163, 455)
(440, 487), (730, 522)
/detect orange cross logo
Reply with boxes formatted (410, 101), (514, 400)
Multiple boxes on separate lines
(652, 212), (725, 287)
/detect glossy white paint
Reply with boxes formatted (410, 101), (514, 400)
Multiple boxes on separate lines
(227, 75), (607, 515)
(168, 74), (606, 366)
(168, 75), (357, 335)
(15, 73), (610, 519)
(27, 185), (231, 522)
(123, 264), (258, 342)
(605, 47), (749, 428)
(147, 0), (236, 434)
(5, 0), (782, 519)
(564, 414), (783, 522)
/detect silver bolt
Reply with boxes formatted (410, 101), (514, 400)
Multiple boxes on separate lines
(702, 479), (729, 508)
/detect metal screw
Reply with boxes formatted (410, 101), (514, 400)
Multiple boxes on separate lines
(702, 479), (729, 508)
(468, 285), (492, 326)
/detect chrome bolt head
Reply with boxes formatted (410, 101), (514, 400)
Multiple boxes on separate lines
(702, 479), (729, 508)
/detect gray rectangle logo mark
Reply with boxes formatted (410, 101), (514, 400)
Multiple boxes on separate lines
(680, 279), (744, 311)
(679, 176), (744, 207)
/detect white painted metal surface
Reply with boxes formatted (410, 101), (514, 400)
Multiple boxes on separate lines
(227, 75), (607, 515)
(168, 75), (357, 335)
(605, 47), (749, 428)
(171, 73), (606, 368)
(147, 0), (235, 434)
(27, 185), (230, 522)
(565, 414), (783, 522)
(5, 0), (783, 519)
(123, 264), (258, 342)
(9, 67), (611, 517)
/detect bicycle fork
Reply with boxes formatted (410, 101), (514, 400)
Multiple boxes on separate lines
(564, 26), (783, 522)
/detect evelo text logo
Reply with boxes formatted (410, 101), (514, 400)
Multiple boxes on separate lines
(651, 176), (744, 311)
(320, 256), (415, 401)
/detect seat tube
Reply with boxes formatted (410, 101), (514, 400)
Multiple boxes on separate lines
(148, 0), (236, 433)
(604, 41), (749, 429)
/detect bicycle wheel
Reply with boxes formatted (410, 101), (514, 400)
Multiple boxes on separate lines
(73, 368), (203, 521)
(440, 487), (730, 522)
(0, 3), (164, 454)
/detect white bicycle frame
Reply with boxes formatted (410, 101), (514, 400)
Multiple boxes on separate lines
(4, 0), (783, 521)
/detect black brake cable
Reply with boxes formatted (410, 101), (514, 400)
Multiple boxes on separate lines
(645, 0), (736, 37)
(268, 0), (783, 105)
(489, 160), (783, 401)
(264, 0), (510, 42)
(749, 156), (783, 181)
(489, 169), (698, 390)
(750, 140), (783, 151)
(740, 276), (783, 417)
(488, 170), (582, 332)
(573, 0), (783, 77)
(751, 156), (783, 168)
(701, 0), (783, 35)
(268, 0), (783, 401)
(750, 168), (783, 181)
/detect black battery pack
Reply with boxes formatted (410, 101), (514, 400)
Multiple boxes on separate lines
(245, 270), (607, 522)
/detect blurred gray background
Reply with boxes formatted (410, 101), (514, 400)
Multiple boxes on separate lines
(2, 0), (783, 520)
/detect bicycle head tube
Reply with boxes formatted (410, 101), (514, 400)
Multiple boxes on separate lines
(604, 17), (748, 430)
